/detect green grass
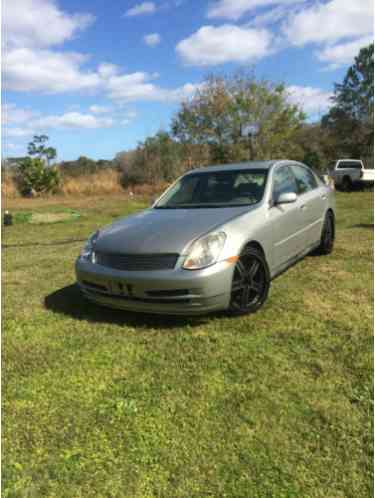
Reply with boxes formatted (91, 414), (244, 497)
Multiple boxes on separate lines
(10, 208), (81, 225)
(3, 192), (373, 498)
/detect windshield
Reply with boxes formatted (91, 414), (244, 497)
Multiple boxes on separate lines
(155, 169), (268, 209)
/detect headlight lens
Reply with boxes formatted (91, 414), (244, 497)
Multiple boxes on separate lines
(80, 231), (99, 261)
(183, 232), (226, 270)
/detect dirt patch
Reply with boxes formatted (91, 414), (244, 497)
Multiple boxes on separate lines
(29, 212), (79, 224)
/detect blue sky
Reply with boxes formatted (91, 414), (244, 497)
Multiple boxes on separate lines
(2, 0), (373, 161)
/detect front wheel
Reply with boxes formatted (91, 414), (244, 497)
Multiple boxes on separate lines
(316, 212), (335, 255)
(228, 246), (270, 315)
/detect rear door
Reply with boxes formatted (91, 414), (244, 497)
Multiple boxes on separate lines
(268, 165), (304, 269)
(290, 164), (326, 248)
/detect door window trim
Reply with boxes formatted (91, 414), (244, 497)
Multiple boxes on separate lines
(270, 164), (298, 206)
(289, 163), (319, 196)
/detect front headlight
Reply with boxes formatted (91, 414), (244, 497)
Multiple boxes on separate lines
(183, 232), (226, 270)
(80, 231), (100, 261)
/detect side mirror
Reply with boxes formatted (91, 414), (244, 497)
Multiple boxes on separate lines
(276, 192), (297, 204)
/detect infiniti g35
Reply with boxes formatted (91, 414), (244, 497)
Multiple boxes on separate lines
(76, 160), (335, 315)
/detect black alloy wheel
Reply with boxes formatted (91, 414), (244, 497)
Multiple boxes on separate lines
(229, 246), (270, 315)
(316, 212), (335, 255)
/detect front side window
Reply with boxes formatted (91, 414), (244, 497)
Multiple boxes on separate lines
(291, 165), (318, 194)
(272, 166), (297, 201)
(155, 169), (268, 209)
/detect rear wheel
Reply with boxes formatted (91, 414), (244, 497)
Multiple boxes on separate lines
(228, 246), (270, 315)
(316, 211), (335, 255)
(342, 176), (352, 192)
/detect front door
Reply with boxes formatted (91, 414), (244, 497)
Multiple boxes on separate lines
(268, 165), (304, 270)
(290, 164), (326, 248)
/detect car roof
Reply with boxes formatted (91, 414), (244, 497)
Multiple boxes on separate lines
(184, 160), (288, 175)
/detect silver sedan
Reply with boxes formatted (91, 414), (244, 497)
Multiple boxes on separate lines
(76, 160), (335, 315)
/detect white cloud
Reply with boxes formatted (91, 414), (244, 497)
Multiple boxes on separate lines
(105, 71), (200, 102)
(89, 105), (112, 114)
(98, 63), (120, 79)
(2, 0), (100, 93)
(144, 33), (161, 47)
(2, 104), (140, 140)
(168, 83), (204, 102)
(248, 4), (301, 27)
(283, 0), (373, 46)
(125, 2), (156, 16)
(207, 0), (304, 20)
(3, 0), (94, 49)
(31, 112), (114, 129)
(317, 36), (374, 69)
(4, 112), (114, 138)
(4, 48), (101, 93)
(4, 127), (33, 138)
(176, 25), (273, 66)
(2, 103), (35, 124)
(287, 85), (332, 115)
(106, 72), (160, 101)
(2, 0), (201, 106)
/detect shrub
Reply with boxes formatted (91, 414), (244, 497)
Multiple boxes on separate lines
(17, 157), (60, 195)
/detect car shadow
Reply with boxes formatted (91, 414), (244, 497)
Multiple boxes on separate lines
(44, 284), (210, 329)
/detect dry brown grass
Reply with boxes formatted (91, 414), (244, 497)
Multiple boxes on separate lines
(2, 167), (167, 203)
(61, 169), (123, 196)
(1, 174), (19, 199)
(128, 182), (169, 198)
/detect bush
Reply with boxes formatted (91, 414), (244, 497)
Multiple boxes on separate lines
(17, 157), (60, 195)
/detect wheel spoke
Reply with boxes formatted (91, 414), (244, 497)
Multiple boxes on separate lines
(248, 260), (260, 279)
(236, 260), (247, 278)
(241, 285), (251, 308)
(249, 281), (262, 294)
(231, 282), (245, 292)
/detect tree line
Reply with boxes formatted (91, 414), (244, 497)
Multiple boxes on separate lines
(6, 43), (373, 195)
(115, 43), (373, 185)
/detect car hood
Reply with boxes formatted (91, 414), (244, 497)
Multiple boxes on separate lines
(94, 206), (253, 255)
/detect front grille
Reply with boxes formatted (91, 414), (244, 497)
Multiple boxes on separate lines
(94, 252), (179, 271)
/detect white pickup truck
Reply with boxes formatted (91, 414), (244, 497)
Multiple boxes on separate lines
(329, 159), (375, 191)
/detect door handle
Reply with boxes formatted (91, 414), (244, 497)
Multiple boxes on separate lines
(300, 204), (307, 210)
(321, 195), (327, 200)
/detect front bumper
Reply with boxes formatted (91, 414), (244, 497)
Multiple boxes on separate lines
(75, 257), (235, 315)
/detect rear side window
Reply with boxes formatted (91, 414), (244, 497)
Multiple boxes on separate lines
(337, 161), (362, 169)
(272, 166), (297, 201)
(291, 165), (318, 194)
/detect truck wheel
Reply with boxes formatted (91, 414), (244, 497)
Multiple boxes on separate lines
(316, 212), (335, 255)
(342, 176), (352, 192)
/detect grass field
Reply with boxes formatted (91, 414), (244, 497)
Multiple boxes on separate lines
(3, 191), (374, 498)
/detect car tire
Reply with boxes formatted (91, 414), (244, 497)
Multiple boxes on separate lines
(228, 246), (270, 315)
(316, 211), (335, 255)
(342, 176), (352, 192)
